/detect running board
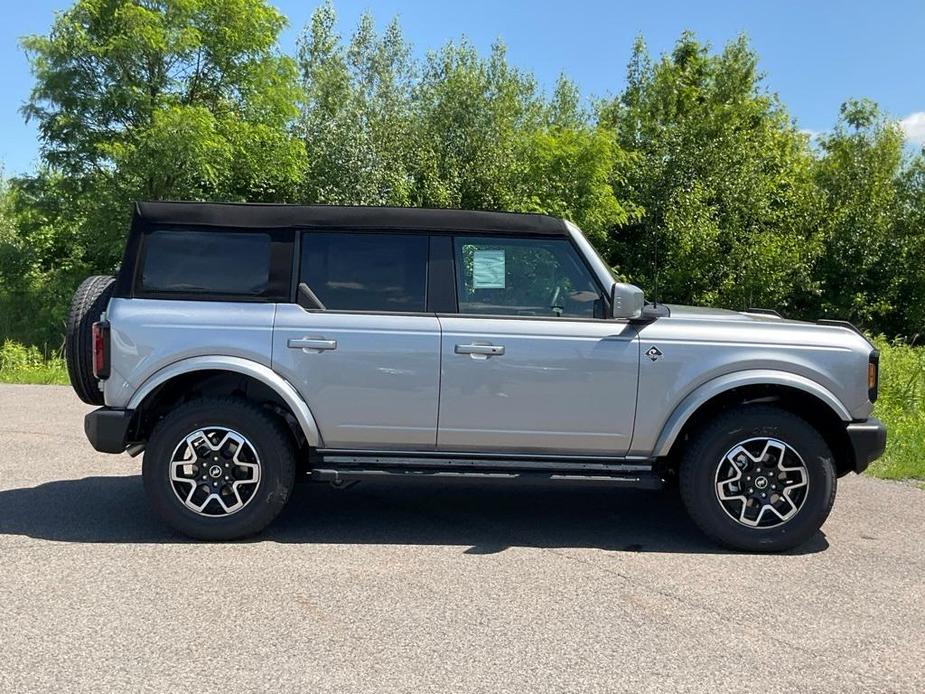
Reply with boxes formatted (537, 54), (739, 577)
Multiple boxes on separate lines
(309, 467), (662, 488)
(308, 450), (662, 489)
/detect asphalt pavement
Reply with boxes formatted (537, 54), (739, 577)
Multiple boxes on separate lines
(0, 383), (922, 692)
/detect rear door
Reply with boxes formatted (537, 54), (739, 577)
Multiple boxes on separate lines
(436, 235), (640, 455)
(272, 231), (441, 449)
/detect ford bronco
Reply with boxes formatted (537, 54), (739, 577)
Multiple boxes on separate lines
(67, 202), (886, 550)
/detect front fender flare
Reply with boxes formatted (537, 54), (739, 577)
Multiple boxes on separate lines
(651, 369), (851, 458)
(127, 355), (323, 447)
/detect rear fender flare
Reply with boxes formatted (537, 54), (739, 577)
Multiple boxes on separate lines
(127, 356), (322, 447)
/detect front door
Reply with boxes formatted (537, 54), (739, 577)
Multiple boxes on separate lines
(436, 236), (640, 455)
(272, 231), (440, 449)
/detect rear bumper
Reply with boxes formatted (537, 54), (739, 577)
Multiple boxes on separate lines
(845, 417), (887, 474)
(84, 407), (133, 454)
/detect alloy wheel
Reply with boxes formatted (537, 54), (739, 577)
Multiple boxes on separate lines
(168, 426), (261, 517)
(714, 437), (809, 528)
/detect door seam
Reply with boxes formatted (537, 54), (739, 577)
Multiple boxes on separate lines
(434, 315), (444, 448)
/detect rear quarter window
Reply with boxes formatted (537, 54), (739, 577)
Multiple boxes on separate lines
(137, 229), (289, 300)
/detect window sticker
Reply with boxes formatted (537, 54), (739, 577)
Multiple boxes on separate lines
(472, 249), (506, 289)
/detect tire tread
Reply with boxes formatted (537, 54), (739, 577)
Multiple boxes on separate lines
(65, 275), (115, 405)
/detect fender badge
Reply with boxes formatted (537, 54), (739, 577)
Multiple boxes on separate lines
(645, 346), (663, 361)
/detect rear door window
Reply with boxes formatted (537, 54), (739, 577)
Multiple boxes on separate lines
(139, 229), (274, 297)
(300, 232), (428, 312)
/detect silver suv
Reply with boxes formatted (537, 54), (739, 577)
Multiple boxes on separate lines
(67, 202), (886, 551)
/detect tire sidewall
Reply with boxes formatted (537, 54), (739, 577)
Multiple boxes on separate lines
(143, 400), (295, 540)
(681, 408), (836, 552)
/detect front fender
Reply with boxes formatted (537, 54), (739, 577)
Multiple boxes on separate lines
(127, 355), (323, 447)
(648, 369), (852, 458)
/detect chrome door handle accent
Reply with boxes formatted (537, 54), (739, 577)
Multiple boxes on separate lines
(288, 337), (337, 351)
(455, 343), (504, 356)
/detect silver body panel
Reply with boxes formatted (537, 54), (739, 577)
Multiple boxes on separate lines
(272, 305), (441, 449)
(629, 307), (873, 455)
(104, 298), (275, 408)
(103, 226), (876, 460)
(437, 317), (638, 454)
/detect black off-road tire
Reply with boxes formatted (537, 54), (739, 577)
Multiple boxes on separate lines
(65, 275), (115, 405)
(679, 405), (837, 553)
(143, 398), (297, 540)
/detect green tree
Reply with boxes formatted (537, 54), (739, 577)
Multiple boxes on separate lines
(813, 99), (915, 334)
(22, 0), (304, 201)
(297, 2), (418, 205)
(1, 0), (305, 346)
(295, 3), (634, 242)
(894, 154), (925, 336)
(601, 34), (819, 310)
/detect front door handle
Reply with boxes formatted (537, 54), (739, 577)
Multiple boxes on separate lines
(288, 337), (337, 351)
(455, 343), (505, 356)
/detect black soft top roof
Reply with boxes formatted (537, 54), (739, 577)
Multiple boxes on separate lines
(134, 201), (569, 236)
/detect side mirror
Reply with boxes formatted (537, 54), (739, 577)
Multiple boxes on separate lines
(610, 283), (644, 320)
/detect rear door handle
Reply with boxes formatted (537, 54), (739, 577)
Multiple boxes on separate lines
(288, 337), (337, 351)
(455, 343), (504, 356)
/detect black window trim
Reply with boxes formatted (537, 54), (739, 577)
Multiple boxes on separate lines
(444, 232), (613, 322)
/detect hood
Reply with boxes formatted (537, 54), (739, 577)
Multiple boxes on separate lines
(664, 304), (801, 324)
(661, 304), (875, 347)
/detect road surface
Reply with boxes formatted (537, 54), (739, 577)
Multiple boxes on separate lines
(0, 384), (922, 692)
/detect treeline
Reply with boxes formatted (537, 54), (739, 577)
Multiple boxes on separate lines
(1, 0), (923, 348)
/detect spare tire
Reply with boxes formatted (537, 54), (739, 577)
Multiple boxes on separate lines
(66, 275), (115, 405)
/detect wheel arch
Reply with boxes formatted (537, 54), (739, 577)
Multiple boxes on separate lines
(127, 356), (322, 448)
(654, 371), (855, 477)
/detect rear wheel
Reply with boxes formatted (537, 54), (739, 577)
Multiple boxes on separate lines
(65, 275), (115, 405)
(143, 398), (296, 540)
(679, 405), (837, 552)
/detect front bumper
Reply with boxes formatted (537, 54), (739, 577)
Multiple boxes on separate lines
(84, 407), (134, 454)
(845, 417), (887, 474)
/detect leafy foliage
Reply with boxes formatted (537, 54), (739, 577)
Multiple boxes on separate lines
(295, 2), (633, 246)
(599, 34), (820, 310)
(813, 100), (922, 336)
(1, 0), (305, 345)
(2, 0), (925, 350)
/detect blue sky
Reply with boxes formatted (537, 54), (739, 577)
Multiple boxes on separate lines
(2, 0), (924, 175)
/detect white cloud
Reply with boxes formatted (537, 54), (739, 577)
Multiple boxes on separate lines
(899, 112), (925, 145)
(800, 128), (821, 141)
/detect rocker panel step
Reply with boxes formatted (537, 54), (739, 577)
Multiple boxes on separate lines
(314, 450), (653, 473)
(309, 466), (663, 489)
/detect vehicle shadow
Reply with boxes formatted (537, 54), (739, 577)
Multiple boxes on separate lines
(0, 475), (829, 555)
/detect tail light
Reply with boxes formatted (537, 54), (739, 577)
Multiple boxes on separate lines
(867, 350), (879, 403)
(92, 321), (111, 380)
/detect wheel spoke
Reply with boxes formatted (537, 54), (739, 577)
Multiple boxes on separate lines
(714, 437), (810, 530)
(168, 426), (262, 518)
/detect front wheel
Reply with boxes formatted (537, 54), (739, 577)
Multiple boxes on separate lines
(679, 405), (837, 552)
(143, 398), (296, 540)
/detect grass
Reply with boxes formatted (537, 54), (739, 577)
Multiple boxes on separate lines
(0, 335), (922, 483)
(868, 337), (925, 485)
(0, 339), (68, 385)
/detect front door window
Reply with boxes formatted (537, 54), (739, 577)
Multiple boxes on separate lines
(454, 236), (604, 318)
